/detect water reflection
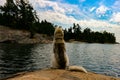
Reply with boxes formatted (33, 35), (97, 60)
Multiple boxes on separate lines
(0, 43), (120, 79)
(0, 43), (53, 79)
(30, 44), (52, 69)
(66, 43), (120, 77)
(0, 43), (35, 79)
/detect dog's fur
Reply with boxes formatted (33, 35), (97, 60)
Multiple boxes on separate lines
(51, 27), (87, 73)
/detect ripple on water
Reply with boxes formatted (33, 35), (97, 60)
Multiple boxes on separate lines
(0, 43), (120, 79)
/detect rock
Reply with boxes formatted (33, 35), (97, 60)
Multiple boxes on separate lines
(1, 40), (17, 43)
(5, 69), (120, 80)
(0, 26), (52, 44)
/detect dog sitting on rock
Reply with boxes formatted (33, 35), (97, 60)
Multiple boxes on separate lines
(51, 27), (87, 73)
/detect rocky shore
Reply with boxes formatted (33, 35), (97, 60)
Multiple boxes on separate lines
(0, 26), (53, 44)
(4, 69), (120, 80)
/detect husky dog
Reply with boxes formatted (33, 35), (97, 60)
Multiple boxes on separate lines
(52, 27), (87, 73)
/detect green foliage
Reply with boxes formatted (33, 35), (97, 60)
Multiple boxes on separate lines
(0, 0), (116, 43)
(64, 23), (116, 43)
(0, 0), (18, 27)
(0, 0), (55, 37)
(34, 20), (55, 36)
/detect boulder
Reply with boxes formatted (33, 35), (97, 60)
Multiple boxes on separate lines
(6, 69), (120, 80)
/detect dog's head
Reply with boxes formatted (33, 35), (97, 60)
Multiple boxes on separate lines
(54, 27), (64, 43)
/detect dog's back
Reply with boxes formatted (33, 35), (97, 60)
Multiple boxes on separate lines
(52, 27), (68, 69)
(52, 27), (87, 73)
(53, 43), (66, 69)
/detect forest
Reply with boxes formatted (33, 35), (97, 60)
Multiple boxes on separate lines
(64, 23), (116, 43)
(0, 0), (116, 43)
(0, 0), (55, 37)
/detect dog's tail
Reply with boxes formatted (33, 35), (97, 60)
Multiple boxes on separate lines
(67, 66), (87, 73)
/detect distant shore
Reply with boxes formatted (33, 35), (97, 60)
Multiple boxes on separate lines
(0, 26), (119, 44)
(67, 39), (119, 44)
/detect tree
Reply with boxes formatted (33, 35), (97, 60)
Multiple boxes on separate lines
(0, 0), (18, 27)
(63, 25), (116, 43)
(0, 0), (40, 38)
(83, 28), (91, 42)
(16, 0), (39, 30)
(73, 23), (81, 40)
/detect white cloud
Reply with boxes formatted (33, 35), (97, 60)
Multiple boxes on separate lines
(37, 11), (77, 25)
(78, 19), (120, 29)
(0, 0), (6, 6)
(78, 19), (120, 42)
(90, 7), (96, 12)
(112, 0), (120, 11)
(29, 0), (89, 25)
(29, 0), (120, 42)
(114, 0), (120, 6)
(30, 0), (65, 14)
(110, 12), (120, 24)
(29, 0), (78, 26)
(30, 0), (90, 18)
(96, 5), (109, 15)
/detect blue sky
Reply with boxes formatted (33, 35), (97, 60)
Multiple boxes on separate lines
(29, 0), (120, 42)
(0, 0), (120, 42)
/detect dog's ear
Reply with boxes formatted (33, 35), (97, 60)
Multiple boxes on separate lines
(54, 27), (63, 34)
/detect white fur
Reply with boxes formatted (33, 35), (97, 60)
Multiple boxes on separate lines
(68, 66), (87, 73)
(51, 27), (87, 73)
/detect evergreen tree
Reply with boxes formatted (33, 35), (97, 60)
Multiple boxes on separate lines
(0, 0), (40, 38)
(63, 24), (116, 43)
(0, 0), (18, 27)
(16, 0), (39, 30)
(73, 23), (81, 40)
(0, 1), (116, 43)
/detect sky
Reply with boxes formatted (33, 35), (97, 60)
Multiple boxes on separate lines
(0, 0), (120, 42)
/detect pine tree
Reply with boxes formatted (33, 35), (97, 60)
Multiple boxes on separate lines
(0, 0), (18, 27)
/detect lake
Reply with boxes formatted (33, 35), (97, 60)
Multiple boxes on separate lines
(0, 43), (120, 79)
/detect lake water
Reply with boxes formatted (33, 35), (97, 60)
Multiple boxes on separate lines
(0, 43), (120, 79)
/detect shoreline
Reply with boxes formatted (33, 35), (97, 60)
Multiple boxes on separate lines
(0, 26), (53, 44)
(3, 69), (120, 80)
(0, 26), (119, 44)
(66, 40), (119, 44)
(67, 39), (119, 44)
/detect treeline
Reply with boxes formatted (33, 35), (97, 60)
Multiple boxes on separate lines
(0, 0), (116, 43)
(64, 23), (116, 43)
(0, 0), (55, 37)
